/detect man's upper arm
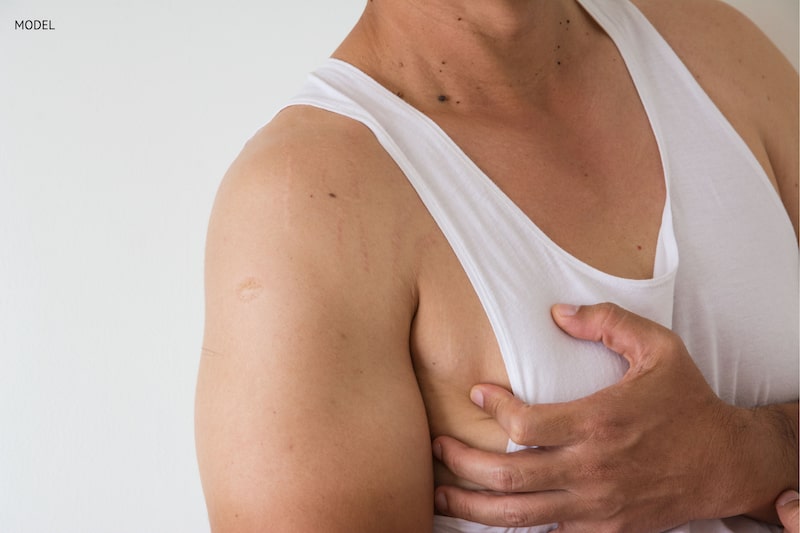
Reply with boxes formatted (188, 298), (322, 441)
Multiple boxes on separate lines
(195, 119), (433, 532)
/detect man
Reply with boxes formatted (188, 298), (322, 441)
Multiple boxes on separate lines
(195, 0), (798, 531)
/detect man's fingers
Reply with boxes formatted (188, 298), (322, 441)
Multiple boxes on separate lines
(433, 435), (569, 493)
(472, 383), (586, 446)
(434, 484), (571, 527)
(776, 490), (800, 533)
(551, 302), (675, 369)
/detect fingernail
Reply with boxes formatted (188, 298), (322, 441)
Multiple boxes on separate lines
(470, 387), (484, 408)
(553, 303), (580, 317)
(435, 491), (449, 512)
(777, 490), (800, 507)
(432, 441), (442, 460)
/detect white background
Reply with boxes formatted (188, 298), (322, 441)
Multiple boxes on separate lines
(0, 2), (796, 532)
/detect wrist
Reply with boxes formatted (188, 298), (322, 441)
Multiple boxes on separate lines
(720, 402), (799, 523)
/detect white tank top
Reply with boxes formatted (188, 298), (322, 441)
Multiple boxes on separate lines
(281, 0), (798, 531)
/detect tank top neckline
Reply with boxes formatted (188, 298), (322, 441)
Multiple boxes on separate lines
(316, 56), (678, 286)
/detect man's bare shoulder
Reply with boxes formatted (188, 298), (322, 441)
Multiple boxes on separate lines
(221, 105), (408, 232)
(208, 104), (423, 306)
(632, 0), (793, 81)
(226, 105), (393, 205)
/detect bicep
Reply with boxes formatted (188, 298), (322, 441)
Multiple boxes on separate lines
(195, 324), (433, 532)
(195, 146), (433, 532)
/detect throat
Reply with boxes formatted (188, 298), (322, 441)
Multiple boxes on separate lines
(336, 0), (604, 114)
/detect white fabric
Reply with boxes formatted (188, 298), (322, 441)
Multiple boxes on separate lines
(281, 0), (798, 531)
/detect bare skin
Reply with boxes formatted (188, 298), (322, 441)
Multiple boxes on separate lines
(195, 0), (798, 531)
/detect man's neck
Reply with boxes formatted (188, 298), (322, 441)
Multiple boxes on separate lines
(334, 0), (600, 116)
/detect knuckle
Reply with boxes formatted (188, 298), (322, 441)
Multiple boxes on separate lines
(597, 302), (625, 333)
(499, 502), (530, 527)
(585, 482), (629, 524)
(588, 412), (624, 442)
(646, 327), (687, 369)
(488, 462), (524, 492)
(594, 303), (632, 349)
(582, 401), (619, 436)
(602, 488), (628, 517)
(507, 409), (534, 444)
(455, 497), (479, 522)
(663, 331), (686, 354)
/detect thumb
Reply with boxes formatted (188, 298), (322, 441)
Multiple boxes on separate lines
(551, 302), (675, 370)
(776, 490), (799, 533)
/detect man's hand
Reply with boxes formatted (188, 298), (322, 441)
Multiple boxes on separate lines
(433, 302), (798, 532)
